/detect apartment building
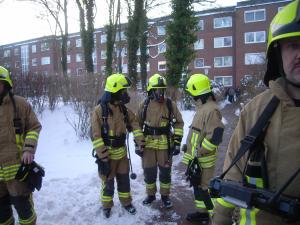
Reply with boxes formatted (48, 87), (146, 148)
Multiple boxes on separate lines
(0, 0), (292, 87)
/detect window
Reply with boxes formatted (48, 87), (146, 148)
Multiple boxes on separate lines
(67, 40), (71, 49)
(194, 39), (204, 50)
(214, 16), (232, 28)
(67, 55), (71, 63)
(41, 42), (50, 51)
(117, 48), (127, 57)
(77, 68), (84, 75)
(101, 66), (106, 74)
(32, 58), (38, 66)
(14, 48), (20, 56)
(101, 34), (107, 43)
(101, 50), (107, 59)
(76, 53), (82, 62)
(244, 9), (265, 23)
(158, 43), (166, 53)
(157, 26), (166, 36)
(76, 39), (82, 47)
(214, 56), (233, 68)
(122, 64), (128, 74)
(92, 51), (97, 65)
(245, 52), (266, 65)
(41, 56), (51, 65)
(115, 31), (126, 41)
(214, 76), (233, 87)
(197, 20), (204, 31)
(32, 45), (36, 53)
(158, 61), (166, 71)
(137, 63), (150, 73)
(67, 69), (71, 75)
(15, 61), (20, 68)
(3, 50), (10, 57)
(42, 71), (48, 76)
(194, 58), (204, 68)
(214, 36), (232, 48)
(245, 31), (266, 43)
(244, 74), (253, 80)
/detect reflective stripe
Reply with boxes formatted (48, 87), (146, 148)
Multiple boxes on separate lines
(108, 148), (126, 160)
(15, 134), (24, 151)
(195, 200), (206, 209)
(146, 183), (156, 189)
(191, 132), (199, 157)
(0, 216), (14, 225)
(160, 182), (171, 189)
(198, 154), (217, 168)
(100, 180), (113, 203)
(133, 129), (143, 137)
(145, 136), (168, 150)
(19, 195), (36, 225)
(239, 208), (259, 225)
(0, 164), (21, 181)
(202, 138), (217, 151)
(182, 153), (193, 165)
(217, 198), (235, 208)
(25, 131), (39, 141)
(174, 128), (183, 136)
(118, 192), (130, 198)
(246, 176), (264, 189)
(93, 138), (104, 149)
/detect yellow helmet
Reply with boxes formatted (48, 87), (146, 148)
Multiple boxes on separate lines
(0, 66), (13, 88)
(146, 74), (167, 92)
(104, 74), (132, 93)
(185, 74), (211, 97)
(264, 0), (300, 86)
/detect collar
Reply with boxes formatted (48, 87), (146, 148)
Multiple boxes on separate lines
(269, 78), (295, 107)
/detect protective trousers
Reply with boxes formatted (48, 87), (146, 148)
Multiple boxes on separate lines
(0, 180), (36, 225)
(142, 148), (171, 196)
(100, 157), (132, 209)
(194, 166), (215, 214)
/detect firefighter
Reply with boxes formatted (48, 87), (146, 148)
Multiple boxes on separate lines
(90, 73), (145, 218)
(0, 66), (42, 225)
(137, 73), (184, 208)
(183, 74), (224, 223)
(212, 1), (300, 225)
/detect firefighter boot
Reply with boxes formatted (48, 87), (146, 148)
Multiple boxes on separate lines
(124, 204), (136, 215)
(103, 208), (111, 218)
(161, 195), (173, 209)
(142, 195), (156, 205)
(186, 211), (210, 223)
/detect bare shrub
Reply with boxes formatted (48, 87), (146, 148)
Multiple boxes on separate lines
(66, 73), (105, 140)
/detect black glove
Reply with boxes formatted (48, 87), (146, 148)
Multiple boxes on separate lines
(172, 144), (180, 156)
(96, 159), (110, 177)
(135, 149), (143, 157)
(15, 161), (45, 192)
(185, 158), (202, 187)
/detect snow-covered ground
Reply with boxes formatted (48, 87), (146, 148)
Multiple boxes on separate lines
(32, 104), (196, 225)
(30, 100), (230, 225)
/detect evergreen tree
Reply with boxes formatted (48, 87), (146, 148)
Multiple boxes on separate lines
(165, 0), (198, 87)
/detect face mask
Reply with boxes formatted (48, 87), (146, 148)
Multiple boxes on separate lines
(153, 89), (165, 103)
(120, 91), (130, 104)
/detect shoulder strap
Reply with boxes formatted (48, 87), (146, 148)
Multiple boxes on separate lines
(9, 92), (23, 134)
(166, 98), (173, 121)
(100, 102), (110, 137)
(119, 104), (132, 132)
(142, 98), (150, 122)
(220, 96), (280, 179)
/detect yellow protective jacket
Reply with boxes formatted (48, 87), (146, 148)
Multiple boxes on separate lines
(213, 78), (300, 225)
(183, 99), (224, 168)
(0, 94), (41, 181)
(91, 103), (144, 160)
(137, 99), (184, 150)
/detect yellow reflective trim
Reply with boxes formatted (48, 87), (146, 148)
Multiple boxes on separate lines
(25, 135), (38, 141)
(202, 138), (217, 151)
(217, 198), (235, 208)
(118, 192), (130, 198)
(146, 183), (156, 189)
(93, 139), (104, 149)
(195, 200), (206, 209)
(19, 212), (36, 225)
(1, 216), (14, 225)
(92, 138), (103, 145)
(174, 128), (183, 136)
(246, 176), (264, 189)
(240, 208), (259, 225)
(0, 164), (21, 181)
(160, 182), (171, 189)
(182, 153), (193, 165)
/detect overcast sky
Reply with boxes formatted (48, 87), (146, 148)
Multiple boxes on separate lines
(0, 0), (239, 45)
